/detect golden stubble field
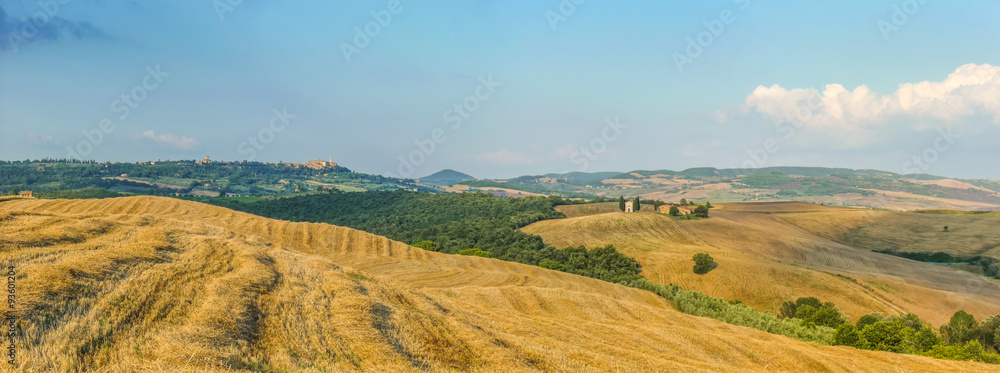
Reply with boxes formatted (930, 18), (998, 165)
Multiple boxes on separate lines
(523, 202), (1000, 327)
(1, 196), (999, 372)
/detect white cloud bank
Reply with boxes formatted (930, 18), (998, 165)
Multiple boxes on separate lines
(743, 63), (1000, 130)
(132, 130), (199, 150)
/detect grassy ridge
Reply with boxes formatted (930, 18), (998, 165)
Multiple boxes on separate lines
(6, 196), (994, 371)
(206, 190), (840, 345)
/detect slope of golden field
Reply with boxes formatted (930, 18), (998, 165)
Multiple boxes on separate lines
(554, 202), (621, 218)
(860, 189), (997, 210)
(523, 211), (903, 320)
(776, 208), (1000, 261)
(902, 178), (998, 193)
(2, 197), (997, 372)
(639, 183), (731, 202)
(528, 203), (1000, 326)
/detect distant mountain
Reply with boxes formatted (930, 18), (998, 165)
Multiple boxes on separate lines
(496, 166), (1000, 211)
(419, 169), (475, 186)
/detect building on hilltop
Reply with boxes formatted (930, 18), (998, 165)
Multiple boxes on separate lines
(19, 191), (33, 198)
(197, 156), (211, 165)
(297, 157), (338, 170)
(624, 200), (635, 213)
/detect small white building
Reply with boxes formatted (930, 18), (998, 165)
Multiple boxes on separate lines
(624, 200), (635, 213)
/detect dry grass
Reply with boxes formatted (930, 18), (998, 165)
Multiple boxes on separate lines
(554, 203), (622, 218)
(902, 178), (997, 193)
(777, 208), (1000, 264)
(526, 203), (1000, 326)
(861, 189), (997, 210)
(1, 197), (999, 372)
(639, 183), (732, 202)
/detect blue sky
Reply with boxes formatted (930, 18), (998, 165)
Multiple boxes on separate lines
(2, 0), (1000, 179)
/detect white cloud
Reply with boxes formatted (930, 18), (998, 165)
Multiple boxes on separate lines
(475, 148), (536, 166)
(132, 130), (199, 150)
(742, 63), (1000, 130)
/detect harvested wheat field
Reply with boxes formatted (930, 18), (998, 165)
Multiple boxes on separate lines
(528, 202), (1000, 326)
(1, 197), (997, 372)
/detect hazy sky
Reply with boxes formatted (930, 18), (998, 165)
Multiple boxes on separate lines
(2, 1), (1000, 179)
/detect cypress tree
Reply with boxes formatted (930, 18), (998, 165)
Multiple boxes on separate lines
(619, 195), (626, 211)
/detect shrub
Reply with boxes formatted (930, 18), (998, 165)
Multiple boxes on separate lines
(779, 301), (797, 318)
(857, 313), (882, 330)
(538, 259), (563, 271)
(834, 324), (863, 348)
(626, 279), (835, 345)
(861, 320), (911, 352)
(778, 297), (849, 328)
(922, 341), (1000, 364)
(458, 248), (490, 258)
(692, 253), (714, 274)
(412, 240), (440, 251)
(693, 205), (709, 218)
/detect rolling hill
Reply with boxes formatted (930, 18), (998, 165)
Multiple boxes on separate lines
(417, 169), (475, 186)
(522, 202), (1000, 326)
(490, 167), (1000, 211)
(2, 196), (996, 371)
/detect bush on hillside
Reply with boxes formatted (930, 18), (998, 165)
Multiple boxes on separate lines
(692, 253), (714, 274)
(693, 205), (709, 218)
(778, 297), (849, 328)
(458, 248), (490, 258)
(412, 241), (440, 251)
(624, 279), (836, 344)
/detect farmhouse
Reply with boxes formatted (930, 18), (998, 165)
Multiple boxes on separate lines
(658, 204), (695, 215)
(18, 191), (33, 198)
